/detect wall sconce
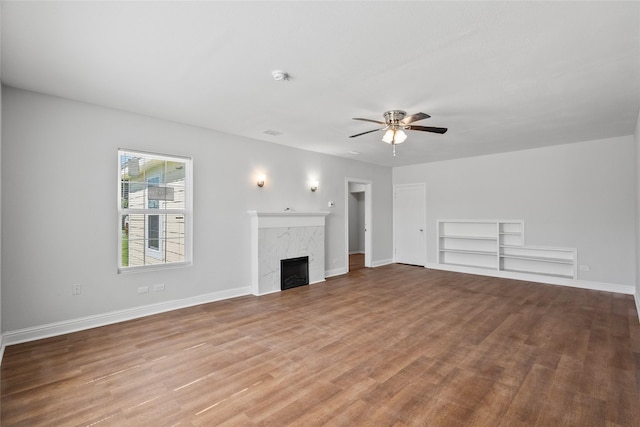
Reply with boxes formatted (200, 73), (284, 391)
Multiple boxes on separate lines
(257, 174), (266, 188)
(310, 180), (319, 192)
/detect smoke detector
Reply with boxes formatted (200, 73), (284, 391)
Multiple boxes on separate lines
(272, 70), (290, 81)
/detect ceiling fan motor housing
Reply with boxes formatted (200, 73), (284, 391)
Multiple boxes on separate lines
(384, 110), (407, 126)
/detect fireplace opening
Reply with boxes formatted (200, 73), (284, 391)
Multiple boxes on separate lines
(281, 256), (309, 290)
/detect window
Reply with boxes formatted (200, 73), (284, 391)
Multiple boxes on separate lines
(118, 149), (192, 272)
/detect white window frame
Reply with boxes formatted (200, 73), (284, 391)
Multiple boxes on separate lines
(118, 149), (193, 273)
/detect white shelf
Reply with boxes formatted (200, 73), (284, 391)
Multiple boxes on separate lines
(500, 254), (574, 264)
(501, 268), (573, 279)
(437, 219), (576, 279)
(444, 262), (496, 271)
(501, 244), (574, 252)
(440, 249), (496, 256)
(441, 235), (496, 241)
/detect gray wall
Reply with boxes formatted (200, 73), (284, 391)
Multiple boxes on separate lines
(1, 87), (393, 332)
(393, 136), (636, 287)
(0, 11), (3, 346)
(348, 191), (365, 253)
(635, 109), (640, 305)
(357, 192), (365, 252)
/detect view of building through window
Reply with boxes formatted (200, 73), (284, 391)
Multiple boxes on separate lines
(118, 150), (191, 271)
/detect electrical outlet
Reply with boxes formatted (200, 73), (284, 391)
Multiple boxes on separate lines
(138, 286), (149, 294)
(579, 265), (590, 271)
(72, 284), (81, 296)
(153, 283), (165, 292)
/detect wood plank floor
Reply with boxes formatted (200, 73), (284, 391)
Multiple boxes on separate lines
(349, 253), (364, 271)
(2, 265), (640, 426)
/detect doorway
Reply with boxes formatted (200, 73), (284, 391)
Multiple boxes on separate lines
(348, 188), (365, 270)
(345, 178), (372, 272)
(393, 183), (426, 266)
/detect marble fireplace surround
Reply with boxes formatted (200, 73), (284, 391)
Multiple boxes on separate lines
(248, 211), (329, 296)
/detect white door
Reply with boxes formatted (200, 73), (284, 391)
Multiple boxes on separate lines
(394, 184), (426, 266)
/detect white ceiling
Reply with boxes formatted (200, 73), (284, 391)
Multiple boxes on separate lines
(2, 1), (639, 167)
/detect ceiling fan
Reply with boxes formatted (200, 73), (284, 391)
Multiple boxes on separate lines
(349, 110), (447, 156)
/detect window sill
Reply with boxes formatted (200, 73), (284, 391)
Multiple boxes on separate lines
(118, 261), (192, 274)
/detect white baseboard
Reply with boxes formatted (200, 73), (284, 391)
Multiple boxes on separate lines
(0, 334), (5, 366)
(372, 258), (393, 268)
(326, 258), (393, 278)
(425, 263), (635, 295)
(349, 251), (365, 255)
(325, 267), (348, 278)
(635, 291), (640, 324)
(3, 286), (251, 347)
(252, 289), (279, 296)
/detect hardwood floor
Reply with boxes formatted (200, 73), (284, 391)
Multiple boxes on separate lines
(349, 253), (365, 271)
(2, 265), (640, 426)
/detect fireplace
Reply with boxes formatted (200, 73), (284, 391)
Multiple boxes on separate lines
(248, 211), (328, 295)
(281, 256), (309, 290)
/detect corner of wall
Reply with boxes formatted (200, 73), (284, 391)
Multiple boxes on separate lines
(635, 107), (640, 323)
(1, 6), (4, 361)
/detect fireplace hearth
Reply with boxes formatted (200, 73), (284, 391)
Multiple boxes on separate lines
(281, 256), (309, 290)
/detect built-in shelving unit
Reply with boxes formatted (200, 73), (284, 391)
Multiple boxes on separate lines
(438, 221), (498, 270)
(438, 220), (576, 279)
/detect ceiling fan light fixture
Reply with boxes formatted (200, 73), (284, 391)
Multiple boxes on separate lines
(395, 129), (407, 144)
(382, 129), (394, 144)
(382, 129), (407, 144)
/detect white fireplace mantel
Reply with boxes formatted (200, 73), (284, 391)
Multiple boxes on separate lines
(248, 211), (329, 295)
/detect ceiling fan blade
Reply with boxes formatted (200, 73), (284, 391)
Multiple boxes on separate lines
(352, 118), (385, 125)
(409, 125), (448, 134)
(401, 112), (430, 125)
(349, 128), (381, 138)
